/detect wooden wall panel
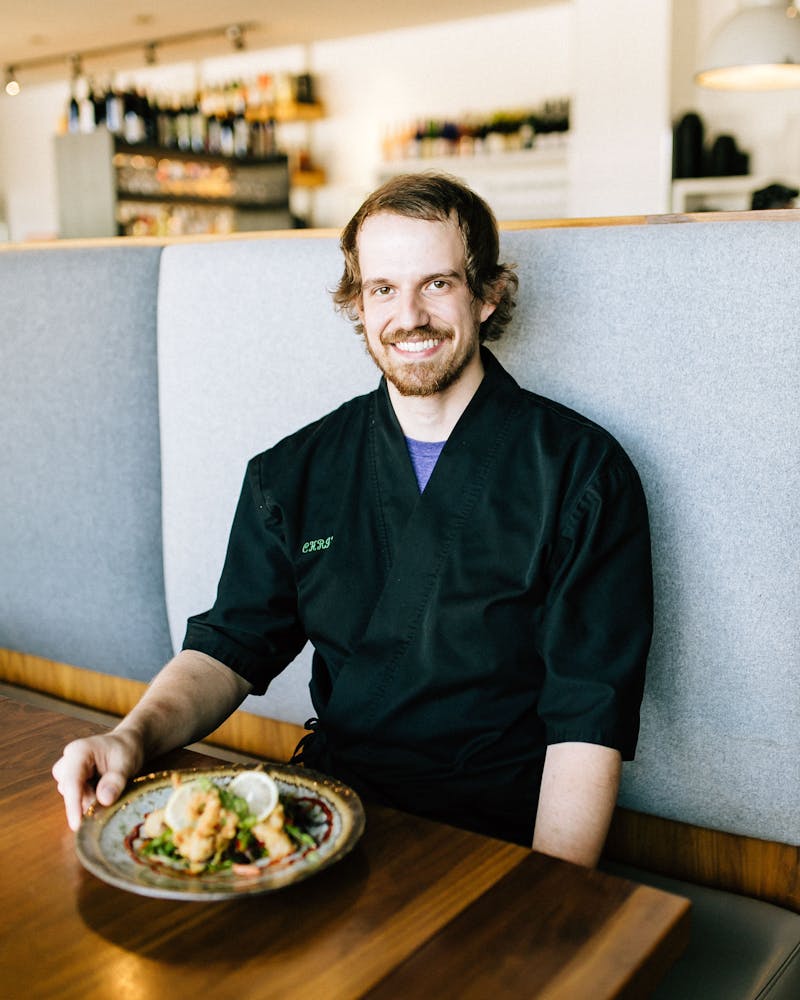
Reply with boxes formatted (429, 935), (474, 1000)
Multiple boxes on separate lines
(0, 648), (304, 762)
(605, 808), (800, 913)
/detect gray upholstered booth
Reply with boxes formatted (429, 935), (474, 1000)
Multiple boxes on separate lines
(156, 224), (799, 849)
(1, 216), (799, 998)
(0, 245), (173, 678)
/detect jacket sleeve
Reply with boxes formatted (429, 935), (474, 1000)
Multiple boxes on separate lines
(536, 453), (653, 759)
(182, 457), (307, 694)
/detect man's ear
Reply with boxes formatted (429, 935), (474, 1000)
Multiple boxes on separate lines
(478, 276), (507, 322)
(479, 297), (498, 323)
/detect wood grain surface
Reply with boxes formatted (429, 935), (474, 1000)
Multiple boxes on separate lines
(366, 853), (689, 1000)
(0, 696), (525, 999)
(0, 693), (689, 1000)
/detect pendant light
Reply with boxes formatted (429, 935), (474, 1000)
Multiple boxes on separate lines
(696, 0), (800, 90)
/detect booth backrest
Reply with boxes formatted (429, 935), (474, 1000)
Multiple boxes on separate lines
(157, 237), (375, 723)
(2, 218), (798, 855)
(0, 245), (174, 679)
(156, 221), (799, 850)
(495, 222), (798, 847)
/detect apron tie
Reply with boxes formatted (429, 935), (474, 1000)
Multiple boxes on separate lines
(290, 717), (325, 765)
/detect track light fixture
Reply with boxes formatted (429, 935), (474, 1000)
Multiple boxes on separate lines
(226, 24), (247, 51)
(5, 66), (21, 96)
(4, 22), (259, 85)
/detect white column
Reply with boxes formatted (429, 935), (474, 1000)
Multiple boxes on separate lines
(569, 0), (674, 217)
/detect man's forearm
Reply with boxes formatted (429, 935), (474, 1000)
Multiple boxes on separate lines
(114, 649), (253, 761)
(532, 742), (621, 867)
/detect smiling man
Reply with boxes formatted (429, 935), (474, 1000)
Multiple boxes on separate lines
(54, 173), (652, 867)
(356, 211), (492, 407)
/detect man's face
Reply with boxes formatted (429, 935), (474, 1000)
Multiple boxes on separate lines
(355, 212), (495, 397)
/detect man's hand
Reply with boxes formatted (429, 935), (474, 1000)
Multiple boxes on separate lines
(52, 728), (144, 831)
(51, 650), (253, 831)
(532, 742), (622, 867)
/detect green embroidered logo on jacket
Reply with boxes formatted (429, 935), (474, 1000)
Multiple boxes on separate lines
(301, 535), (333, 554)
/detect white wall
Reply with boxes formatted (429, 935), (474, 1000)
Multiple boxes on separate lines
(0, 81), (65, 241)
(569, 0), (673, 217)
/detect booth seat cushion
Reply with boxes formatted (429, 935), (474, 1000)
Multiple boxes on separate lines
(604, 863), (800, 1000)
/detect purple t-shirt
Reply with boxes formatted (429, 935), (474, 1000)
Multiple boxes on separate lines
(405, 437), (446, 492)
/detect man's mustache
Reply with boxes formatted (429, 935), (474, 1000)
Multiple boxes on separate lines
(381, 325), (455, 345)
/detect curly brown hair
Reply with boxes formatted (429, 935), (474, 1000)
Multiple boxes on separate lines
(332, 172), (518, 342)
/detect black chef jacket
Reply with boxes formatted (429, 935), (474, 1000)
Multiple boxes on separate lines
(184, 348), (653, 845)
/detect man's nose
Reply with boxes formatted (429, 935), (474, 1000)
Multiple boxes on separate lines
(393, 290), (429, 331)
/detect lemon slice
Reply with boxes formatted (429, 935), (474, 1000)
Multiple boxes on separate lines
(164, 779), (203, 832)
(227, 771), (279, 821)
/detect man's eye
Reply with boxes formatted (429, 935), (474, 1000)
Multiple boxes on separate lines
(373, 286), (392, 296)
(429, 279), (449, 291)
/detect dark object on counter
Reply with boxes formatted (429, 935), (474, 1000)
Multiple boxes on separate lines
(673, 112), (705, 179)
(708, 134), (750, 177)
(295, 73), (315, 104)
(751, 182), (799, 210)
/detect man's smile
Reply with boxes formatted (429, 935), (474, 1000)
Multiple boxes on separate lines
(392, 338), (443, 354)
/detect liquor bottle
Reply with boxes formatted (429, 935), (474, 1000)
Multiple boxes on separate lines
(251, 117), (277, 159)
(190, 94), (206, 153)
(156, 95), (174, 149)
(105, 84), (123, 135)
(68, 82), (80, 134)
(92, 84), (107, 128)
(122, 89), (144, 146)
(233, 112), (249, 158)
(78, 79), (96, 133)
(231, 80), (249, 158)
(202, 85), (223, 155)
(253, 73), (275, 117)
(207, 113), (222, 155)
(141, 91), (158, 145)
(176, 96), (192, 152)
(219, 113), (235, 157)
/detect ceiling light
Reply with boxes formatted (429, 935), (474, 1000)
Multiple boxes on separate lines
(5, 66), (21, 96)
(696, 0), (800, 90)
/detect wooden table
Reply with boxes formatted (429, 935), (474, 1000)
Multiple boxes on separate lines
(0, 694), (689, 999)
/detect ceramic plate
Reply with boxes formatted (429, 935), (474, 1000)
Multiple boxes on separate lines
(76, 763), (365, 901)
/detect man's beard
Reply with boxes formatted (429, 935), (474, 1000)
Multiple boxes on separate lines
(366, 324), (478, 397)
